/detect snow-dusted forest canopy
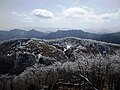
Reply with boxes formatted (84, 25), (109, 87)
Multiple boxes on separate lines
(0, 37), (120, 90)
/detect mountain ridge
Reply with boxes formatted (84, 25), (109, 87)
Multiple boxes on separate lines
(0, 29), (120, 44)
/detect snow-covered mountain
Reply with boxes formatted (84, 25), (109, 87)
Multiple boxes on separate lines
(0, 38), (67, 74)
(0, 37), (120, 90)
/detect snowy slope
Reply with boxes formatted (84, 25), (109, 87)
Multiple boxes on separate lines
(0, 37), (120, 90)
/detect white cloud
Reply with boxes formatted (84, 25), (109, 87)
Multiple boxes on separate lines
(58, 6), (120, 31)
(12, 11), (23, 17)
(12, 11), (33, 23)
(31, 9), (54, 19)
(11, 7), (120, 32)
(63, 7), (88, 17)
(63, 7), (120, 22)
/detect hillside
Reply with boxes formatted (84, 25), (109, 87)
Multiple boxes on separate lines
(0, 37), (120, 90)
(0, 38), (67, 74)
(96, 32), (120, 44)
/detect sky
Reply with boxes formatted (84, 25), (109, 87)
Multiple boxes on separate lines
(0, 0), (120, 33)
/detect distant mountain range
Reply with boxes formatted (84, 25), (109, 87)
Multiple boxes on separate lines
(0, 29), (47, 40)
(0, 29), (120, 44)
